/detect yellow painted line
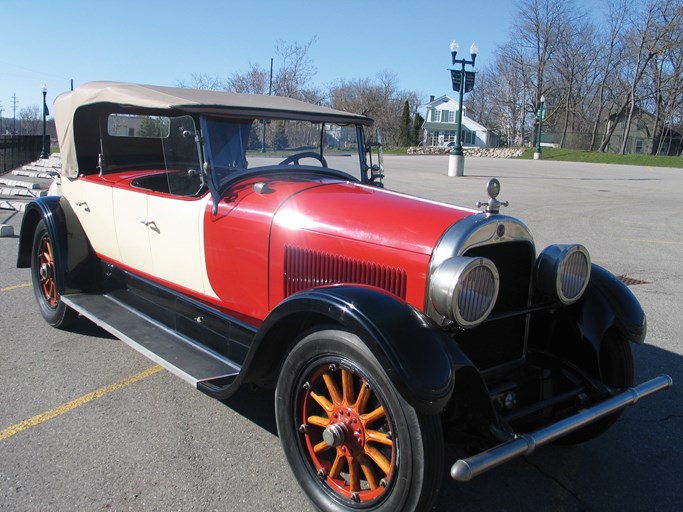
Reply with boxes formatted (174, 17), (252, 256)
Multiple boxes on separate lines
(0, 282), (31, 292)
(622, 238), (683, 245)
(0, 365), (163, 442)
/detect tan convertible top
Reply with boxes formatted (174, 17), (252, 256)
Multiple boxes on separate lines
(54, 81), (373, 177)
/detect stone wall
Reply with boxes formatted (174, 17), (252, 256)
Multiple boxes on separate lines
(407, 146), (525, 158)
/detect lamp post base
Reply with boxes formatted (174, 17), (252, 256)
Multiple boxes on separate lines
(533, 151), (542, 160)
(448, 153), (465, 177)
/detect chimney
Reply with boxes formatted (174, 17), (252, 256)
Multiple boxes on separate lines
(429, 95), (435, 102)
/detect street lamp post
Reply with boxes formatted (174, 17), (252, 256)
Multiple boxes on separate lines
(534, 95), (546, 160)
(447, 40), (477, 177)
(40, 84), (48, 159)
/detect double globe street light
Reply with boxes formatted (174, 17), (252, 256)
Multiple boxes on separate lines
(448, 40), (477, 177)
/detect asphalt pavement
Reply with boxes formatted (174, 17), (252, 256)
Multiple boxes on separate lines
(1, 155), (681, 511)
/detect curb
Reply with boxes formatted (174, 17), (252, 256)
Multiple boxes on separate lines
(0, 224), (14, 237)
(0, 178), (40, 190)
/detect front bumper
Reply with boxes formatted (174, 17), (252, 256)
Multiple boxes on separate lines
(451, 374), (673, 482)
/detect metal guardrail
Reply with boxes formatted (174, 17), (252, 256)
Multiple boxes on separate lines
(1, 135), (49, 174)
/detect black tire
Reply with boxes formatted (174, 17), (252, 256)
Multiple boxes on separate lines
(558, 330), (634, 444)
(275, 329), (443, 512)
(30, 219), (77, 328)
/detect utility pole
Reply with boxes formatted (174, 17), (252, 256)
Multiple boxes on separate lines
(11, 94), (18, 134)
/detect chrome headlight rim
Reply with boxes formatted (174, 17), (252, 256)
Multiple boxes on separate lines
(430, 256), (500, 329)
(536, 244), (591, 306)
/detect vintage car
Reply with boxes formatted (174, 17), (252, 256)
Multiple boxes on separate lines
(18, 81), (671, 511)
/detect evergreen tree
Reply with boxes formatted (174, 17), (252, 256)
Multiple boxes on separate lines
(412, 112), (424, 146)
(272, 122), (289, 150)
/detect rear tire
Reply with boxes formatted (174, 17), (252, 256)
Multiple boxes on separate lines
(31, 219), (77, 328)
(275, 328), (443, 512)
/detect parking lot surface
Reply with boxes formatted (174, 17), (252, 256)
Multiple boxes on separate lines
(1, 155), (681, 511)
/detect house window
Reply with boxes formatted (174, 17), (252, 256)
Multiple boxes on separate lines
(431, 109), (441, 122)
(444, 131), (456, 143)
(446, 111), (455, 123)
(635, 139), (645, 154)
(463, 130), (476, 145)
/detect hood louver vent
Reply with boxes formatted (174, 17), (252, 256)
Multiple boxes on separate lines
(284, 246), (407, 299)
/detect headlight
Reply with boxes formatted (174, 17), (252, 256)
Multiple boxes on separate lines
(536, 244), (591, 305)
(430, 256), (499, 328)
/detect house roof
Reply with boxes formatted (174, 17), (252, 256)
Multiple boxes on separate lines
(426, 95), (456, 108)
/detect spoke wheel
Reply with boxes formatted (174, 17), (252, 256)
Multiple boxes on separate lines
(302, 363), (395, 503)
(31, 220), (77, 328)
(276, 329), (443, 512)
(36, 232), (58, 307)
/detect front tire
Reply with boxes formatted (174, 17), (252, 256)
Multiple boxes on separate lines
(30, 219), (77, 328)
(275, 329), (443, 512)
(558, 330), (634, 444)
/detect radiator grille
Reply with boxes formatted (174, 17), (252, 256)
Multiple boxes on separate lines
(284, 246), (407, 299)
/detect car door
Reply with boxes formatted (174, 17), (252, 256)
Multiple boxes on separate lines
(112, 186), (153, 274)
(146, 192), (213, 296)
(70, 175), (122, 263)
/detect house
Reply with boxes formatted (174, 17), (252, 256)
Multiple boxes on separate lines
(605, 106), (682, 156)
(423, 95), (491, 148)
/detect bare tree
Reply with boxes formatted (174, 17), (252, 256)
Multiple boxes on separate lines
(513, 0), (585, 141)
(18, 105), (40, 135)
(272, 37), (319, 99)
(175, 72), (224, 90)
(225, 63), (270, 94)
(328, 72), (421, 146)
(588, 0), (629, 150)
(615, 0), (675, 154)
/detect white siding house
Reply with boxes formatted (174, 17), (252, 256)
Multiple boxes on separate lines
(423, 95), (490, 148)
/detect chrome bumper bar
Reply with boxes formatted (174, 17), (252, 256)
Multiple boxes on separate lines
(451, 374), (673, 482)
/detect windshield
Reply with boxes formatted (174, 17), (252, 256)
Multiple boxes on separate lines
(200, 116), (363, 190)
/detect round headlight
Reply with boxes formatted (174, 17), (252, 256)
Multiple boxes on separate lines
(536, 244), (591, 305)
(430, 256), (499, 328)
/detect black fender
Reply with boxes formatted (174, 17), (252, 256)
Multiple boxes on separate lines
(17, 197), (99, 293)
(576, 264), (647, 352)
(241, 285), (489, 416)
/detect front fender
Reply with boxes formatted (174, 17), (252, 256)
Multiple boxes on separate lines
(17, 197), (98, 293)
(577, 264), (647, 350)
(244, 286), (481, 415)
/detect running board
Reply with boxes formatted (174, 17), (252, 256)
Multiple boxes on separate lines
(62, 293), (240, 393)
(451, 374), (673, 482)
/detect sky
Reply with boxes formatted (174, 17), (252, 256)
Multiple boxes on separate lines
(0, 0), (601, 119)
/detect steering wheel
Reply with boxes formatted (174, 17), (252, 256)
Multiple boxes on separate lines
(279, 151), (328, 167)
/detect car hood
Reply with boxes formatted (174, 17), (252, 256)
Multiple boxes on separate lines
(272, 181), (475, 255)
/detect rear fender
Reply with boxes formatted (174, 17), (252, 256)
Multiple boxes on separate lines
(17, 197), (99, 293)
(244, 285), (491, 416)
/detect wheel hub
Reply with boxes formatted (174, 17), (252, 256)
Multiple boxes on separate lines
(322, 422), (347, 447)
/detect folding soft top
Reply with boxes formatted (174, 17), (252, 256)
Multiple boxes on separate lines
(54, 81), (373, 177)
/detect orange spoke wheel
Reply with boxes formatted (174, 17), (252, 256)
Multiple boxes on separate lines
(275, 329), (443, 512)
(301, 363), (394, 503)
(37, 233), (58, 308)
(30, 219), (77, 328)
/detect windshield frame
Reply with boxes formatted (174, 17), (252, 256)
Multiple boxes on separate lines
(199, 114), (371, 210)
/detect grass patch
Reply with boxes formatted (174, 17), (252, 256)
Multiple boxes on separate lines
(517, 147), (683, 168)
